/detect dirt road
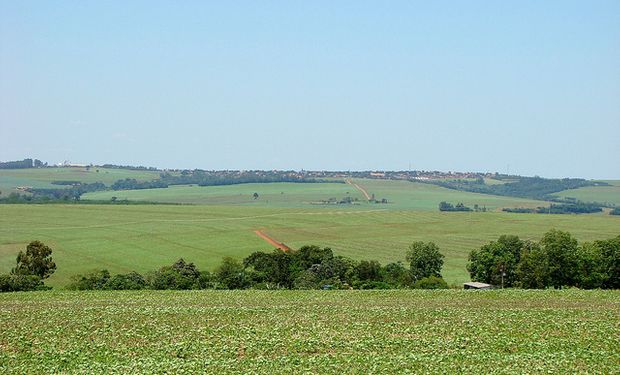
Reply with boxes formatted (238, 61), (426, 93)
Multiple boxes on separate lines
(254, 229), (291, 251)
(345, 179), (372, 200)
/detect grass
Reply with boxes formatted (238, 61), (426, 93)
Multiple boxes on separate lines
(554, 183), (620, 206)
(1, 204), (618, 288)
(0, 167), (160, 194)
(0, 289), (617, 373)
(352, 179), (548, 211)
(83, 178), (550, 211)
(83, 182), (362, 207)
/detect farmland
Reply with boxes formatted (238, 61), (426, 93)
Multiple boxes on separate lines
(82, 178), (550, 211)
(1, 169), (619, 288)
(0, 167), (160, 194)
(1, 203), (618, 288)
(0, 289), (618, 373)
(553, 180), (620, 206)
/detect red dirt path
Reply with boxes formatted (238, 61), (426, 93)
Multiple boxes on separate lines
(254, 230), (291, 251)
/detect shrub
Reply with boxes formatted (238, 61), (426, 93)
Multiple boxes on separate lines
(0, 274), (44, 292)
(413, 276), (448, 289)
(67, 270), (111, 290)
(106, 272), (148, 290)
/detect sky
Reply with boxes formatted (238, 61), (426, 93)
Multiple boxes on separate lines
(1, 1), (619, 179)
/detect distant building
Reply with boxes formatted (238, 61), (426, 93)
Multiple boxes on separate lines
(463, 282), (492, 290)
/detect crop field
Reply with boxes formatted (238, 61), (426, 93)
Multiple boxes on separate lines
(0, 167), (160, 194)
(83, 182), (363, 207)
(0, 289), (618, 373)
(82, 178), (549, 211)
(1, 204), (618, 288)
(554, 181), (620, 206)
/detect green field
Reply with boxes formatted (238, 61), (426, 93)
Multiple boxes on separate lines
(2, 171), (619, 288)
(83, 182), (364, 207)
(0, 167), (160, 194)
(554, 182), (620, 206)
(1, 204), (618, 288)
(0, 290), (617, 373)
(82, 179), (549, 211)
(354, 179), (548, 211)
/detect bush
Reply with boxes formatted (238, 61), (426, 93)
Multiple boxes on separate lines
(412, 276), (448, 289)
(0, 274), (45, 292)
(215, 257), (247, 289)
(67, 270), (111, 290)
(106, 272), (148, 290)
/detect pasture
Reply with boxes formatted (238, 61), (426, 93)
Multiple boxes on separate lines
(0, 289), (618, 373)
(554, 181), (620, 206)
(0, 167), (160, 194)
(83, 182), (363, 207)
(1, 203), (618, 287)
(82, 178), (549, 211)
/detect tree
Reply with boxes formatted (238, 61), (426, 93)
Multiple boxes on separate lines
(12, 240), (56, 279)
(406, 241), (444, 281)
(106, 271), (148, 290)
(356, 260), (382, 282)
(68, 270), (111, 290)
(575, 242), (607, 289)
(516, 241), (550, 289)
(148, 259), (201, 290)
(289, 245), (334, 278)
(215, 257), (246, 289)
(593, 235), (620, 289)
(0, 274), (44, 292)
(243, 249), (293, 288)
(467, 235), (523, 287)
(382, 261), (412, 287)
(540, 229), (579, 288)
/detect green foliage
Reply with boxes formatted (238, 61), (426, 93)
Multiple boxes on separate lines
(541, 229), (580, 288)
(3, 290), (617, 373)
(610, 207), (620, 215)
(106, 272), (148, 290)
(381, 261), (413, 287)
(148, 258), (203, 290)
(406, 242), (444, 281)
(412, 276), (448, 289)
(467, 235), (523, 287)
(12, 241), (56, 279)
(0, 274), (44, 292)
(575, 242), (608, 289)
(0, 158), (40, 169)
(516, 242), (550, 289)
(467, 231), (620, 289)
(594, 235), (620, 289)
(215, 257), (247, 289)
(439, 201), (472, 212)
(356, 260), (382, 281)
(428, 176), (601, 200)
(67, 270), (111, 290)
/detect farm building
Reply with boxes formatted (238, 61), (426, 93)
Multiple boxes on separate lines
(463, 282), (492, 290)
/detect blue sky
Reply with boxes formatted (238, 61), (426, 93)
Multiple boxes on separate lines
(1, 1), (618, 178)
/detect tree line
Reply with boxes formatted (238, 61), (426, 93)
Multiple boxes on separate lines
(68, 242), (449, 290)
(1, 242), (450, 292)
(0, 158), (47, 169)
(467, 230), (619, 289)
(3, 230), (618, 292)
(426, 176), (605, 201)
